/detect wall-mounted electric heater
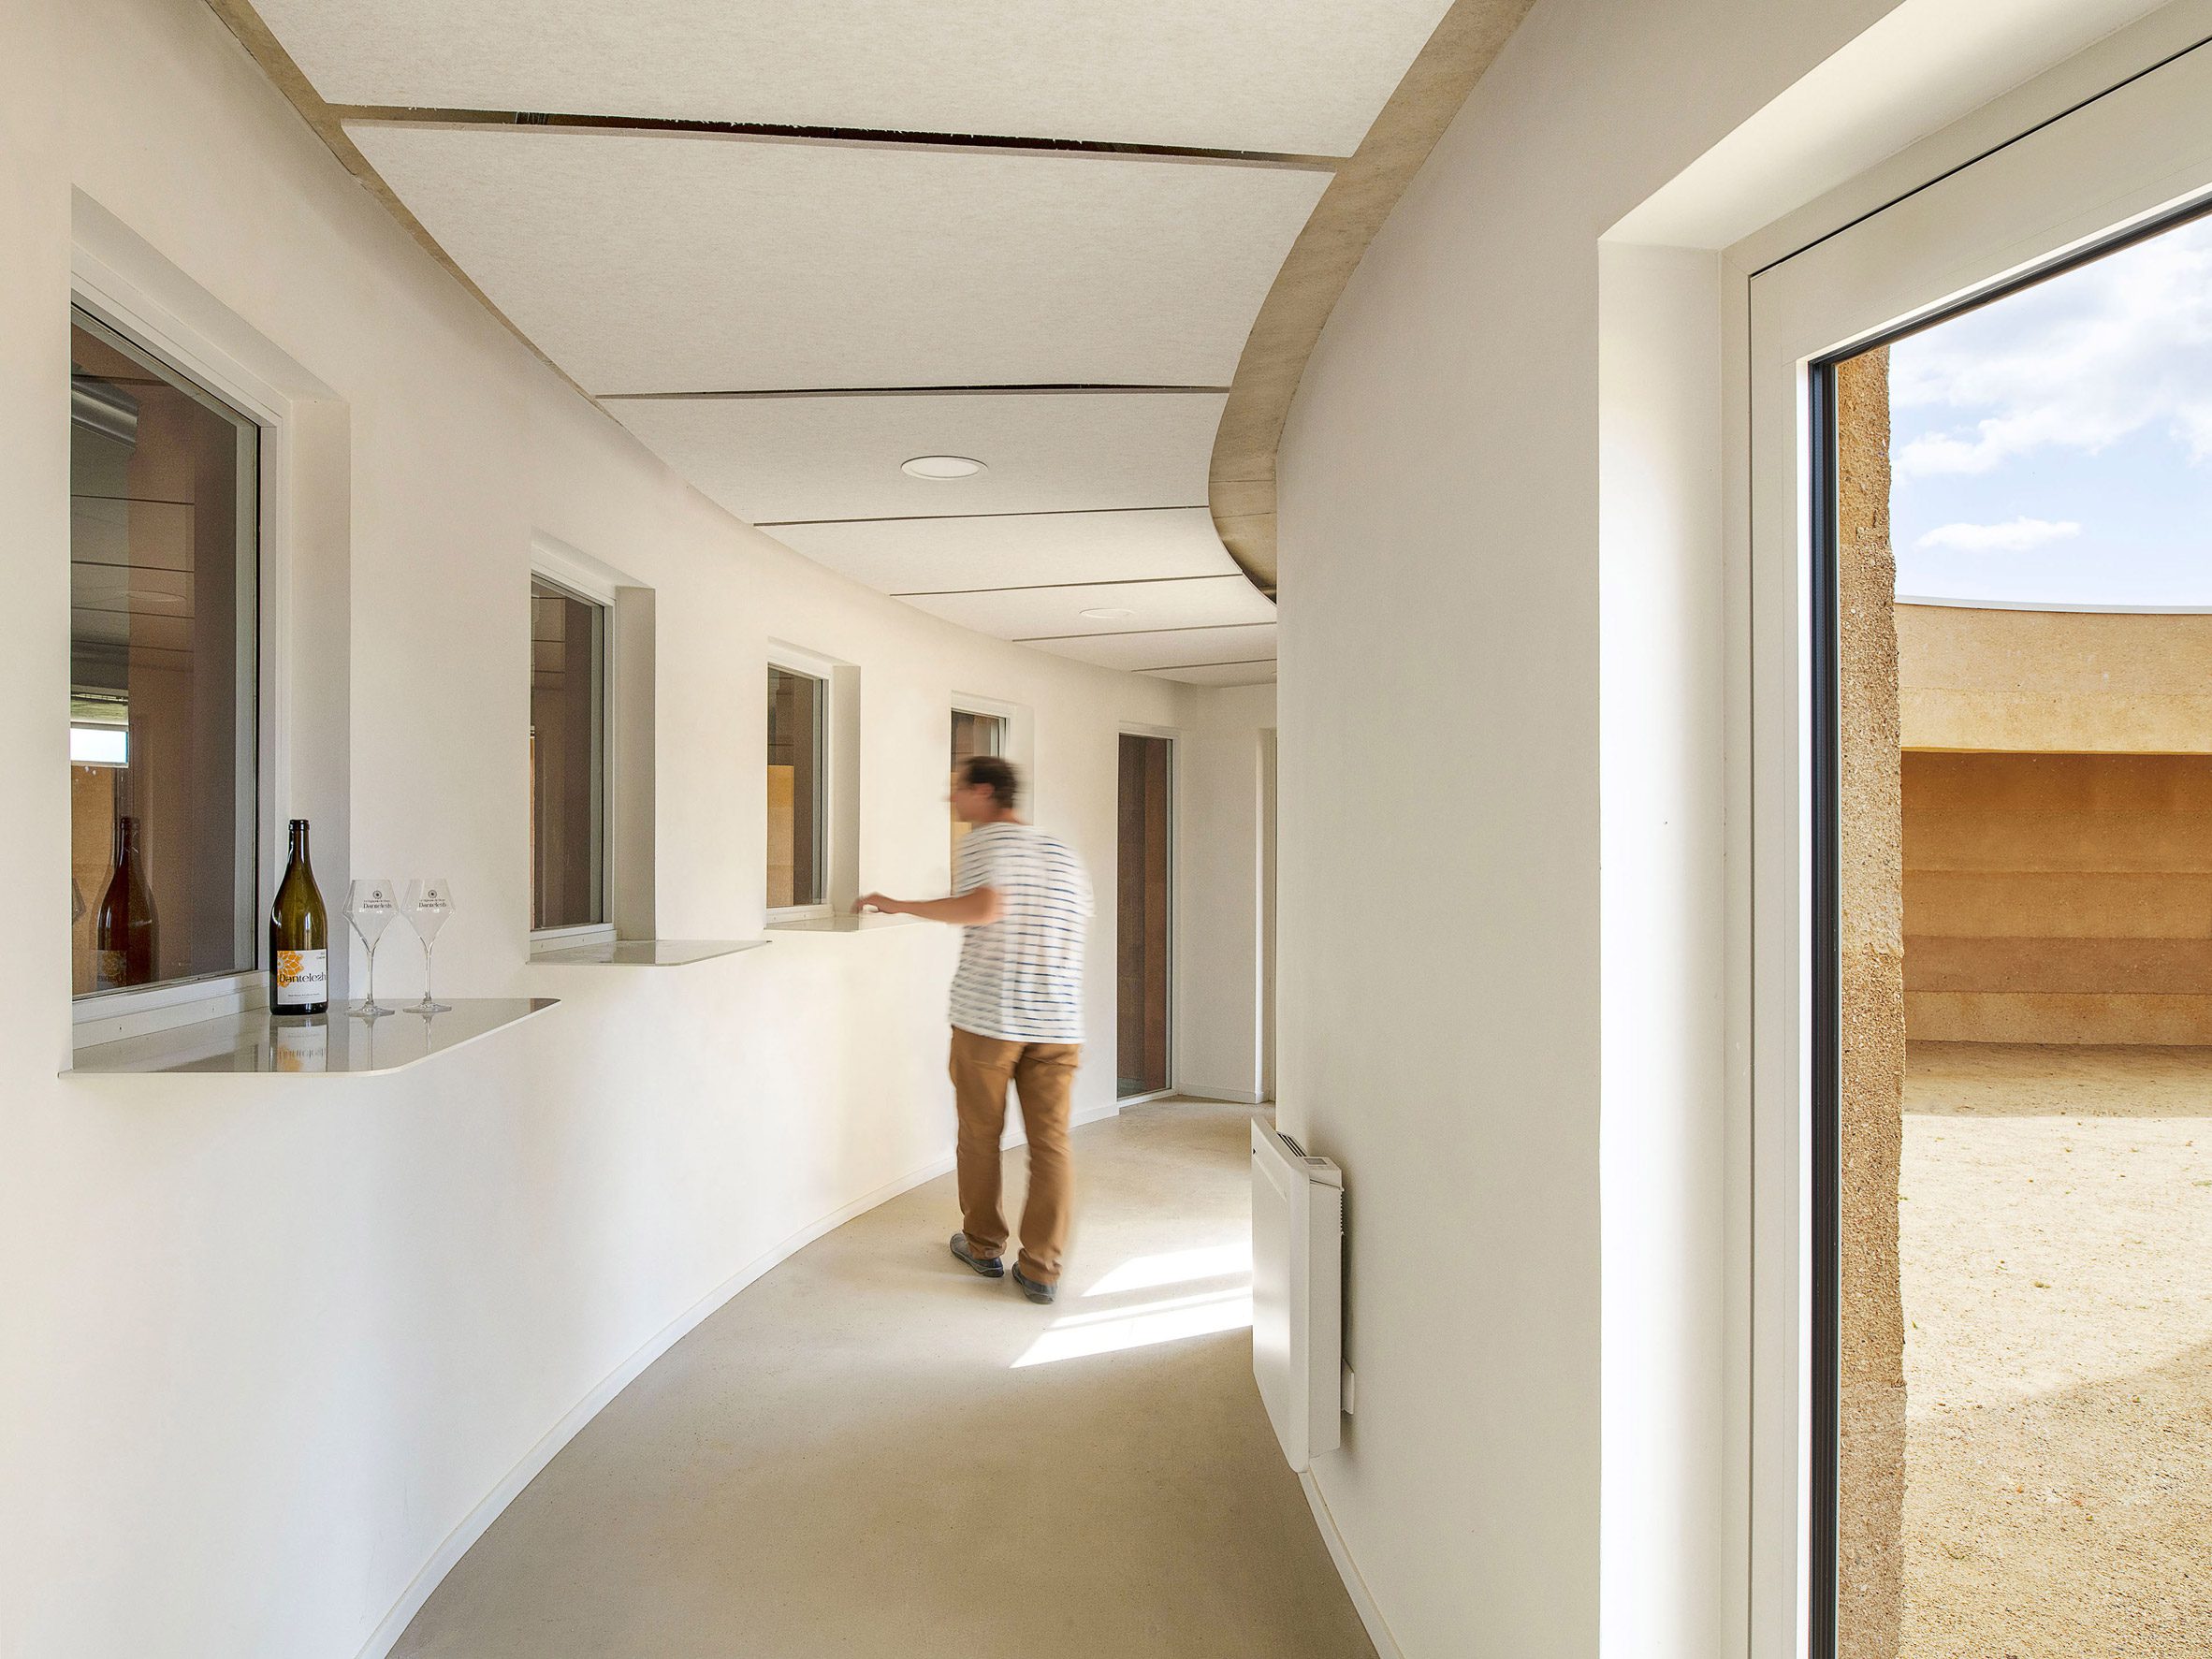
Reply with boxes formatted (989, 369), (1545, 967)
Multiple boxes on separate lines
(1250, 1116), (1345, 1472)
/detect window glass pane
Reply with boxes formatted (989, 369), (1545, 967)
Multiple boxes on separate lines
(950, 709), (1007, 866)
(1828, 208), (2212, 1655)
(767, 666), (824, 910)
(531, 578), (606, 930)
(70, 310), (258, 997)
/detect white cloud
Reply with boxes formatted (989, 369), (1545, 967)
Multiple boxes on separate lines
(1891, 217), (2212, 477)
(1914, 517), (2081, 553)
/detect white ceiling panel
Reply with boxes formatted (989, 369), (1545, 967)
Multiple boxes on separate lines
(267, 0), (1455, 157)
(903, 576), (1274, 640)
(348, 124), (1331, 394)
(772, 507), (1235, 594)
(611, 390), (1222, 525)
(1021, 622), (1277, 672)
(1148, 661), (1280, 688)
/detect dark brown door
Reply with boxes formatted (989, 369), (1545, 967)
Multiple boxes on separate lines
(1117, 734), (1171, 1097)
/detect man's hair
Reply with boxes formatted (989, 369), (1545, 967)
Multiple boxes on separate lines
(959, 753), (1020, 809)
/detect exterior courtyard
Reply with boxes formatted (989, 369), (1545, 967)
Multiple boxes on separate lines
(1900, 1043), (2212, 1657)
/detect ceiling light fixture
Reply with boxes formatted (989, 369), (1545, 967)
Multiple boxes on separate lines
(901, 454), (985, 480)
(1079, 607), (1136, 621)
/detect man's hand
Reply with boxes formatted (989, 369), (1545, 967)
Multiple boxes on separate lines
(850, 889), (1001, 924)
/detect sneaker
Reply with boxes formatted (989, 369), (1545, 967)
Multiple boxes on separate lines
(1010, 1264), (1057, 1305)
(950, 1233), (1004, 1277)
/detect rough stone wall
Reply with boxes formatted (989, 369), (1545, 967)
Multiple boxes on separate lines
(1897, 604), (2212, 753)
(1902, 750), (2212, 1044)
(1836, 347), (1906, 1659)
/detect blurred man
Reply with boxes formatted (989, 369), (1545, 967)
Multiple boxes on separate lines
(855, 755), (1092, 1303)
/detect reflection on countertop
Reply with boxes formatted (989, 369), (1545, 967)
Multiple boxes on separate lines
(65, 997), (560, 1077)
(529, 938), (771, 967)
(764, 914), (924, 935)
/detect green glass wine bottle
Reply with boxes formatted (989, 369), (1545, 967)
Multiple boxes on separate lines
(269, 818), (330, 1015)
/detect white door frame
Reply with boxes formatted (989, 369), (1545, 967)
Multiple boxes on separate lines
(1738, 37), (2212, 1657)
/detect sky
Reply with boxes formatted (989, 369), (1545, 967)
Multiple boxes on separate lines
(1886, 211), (2212, 608)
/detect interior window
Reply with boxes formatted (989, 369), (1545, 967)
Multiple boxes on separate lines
(531, 576), (607, 931)
(767, 664), (826, 911)
(70, 309), (259, 997)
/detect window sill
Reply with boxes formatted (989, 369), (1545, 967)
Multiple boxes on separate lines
(73, 969), (266, 1050)
(531, 923), (616, 953)
(528, 938), (770, 967)
(63, 997), (559, 1078)
(764, 914), (925, 936)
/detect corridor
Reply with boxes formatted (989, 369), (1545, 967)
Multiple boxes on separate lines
(391, 1101), (1375, 1659)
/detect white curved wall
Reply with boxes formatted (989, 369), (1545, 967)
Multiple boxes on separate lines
(0, 0), (1264, 1652)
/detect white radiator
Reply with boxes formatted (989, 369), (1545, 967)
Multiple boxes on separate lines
(1250, 1117), (1344, 1471)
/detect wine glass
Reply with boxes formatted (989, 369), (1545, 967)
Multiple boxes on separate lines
(345, 877), (399, 1018)
(400, 877), (455, 1014)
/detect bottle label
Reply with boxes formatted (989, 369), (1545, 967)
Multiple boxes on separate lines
(93, 950), (126, 992)
(274, 949), (328, 1009)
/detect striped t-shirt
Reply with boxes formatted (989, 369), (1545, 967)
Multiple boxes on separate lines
(949, 822), (1093, 1044)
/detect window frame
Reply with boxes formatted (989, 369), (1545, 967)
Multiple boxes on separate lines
(950, 704), (1009, 760)
(65, 274), (289, 1047)
(765, 649), (835, 923)
(528, 547), (617, 950)
(949, 689), (1037, 807)
(949, 699), (1012, 873)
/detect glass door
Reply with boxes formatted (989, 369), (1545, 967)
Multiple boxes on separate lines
(1748, 39), (2212, 1658)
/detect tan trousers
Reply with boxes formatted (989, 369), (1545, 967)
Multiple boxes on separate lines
(949, 1026), (1081, 1286)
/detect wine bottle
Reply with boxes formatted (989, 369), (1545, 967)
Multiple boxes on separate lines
(93, 815), (157, 990)
(269, 818), (330, 1015)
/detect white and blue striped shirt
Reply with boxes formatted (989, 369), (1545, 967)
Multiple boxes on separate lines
(949, 822), (1093, 1044)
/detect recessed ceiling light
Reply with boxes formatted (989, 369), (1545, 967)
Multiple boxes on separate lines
(901, 455), (985, 480)
(1079, 607), (1136, 621)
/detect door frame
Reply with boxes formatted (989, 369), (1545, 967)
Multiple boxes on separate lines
(1739, 38), (2212, 1657)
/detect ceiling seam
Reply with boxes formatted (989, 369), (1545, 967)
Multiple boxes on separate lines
(895, 575), (1247, 597)
(758, 504), (1210, 527)
(330, 106), (1346, 172)
(600, 385), (1233, 400)
(1141, 657), (1278, 666)
(1014, 621), (1275, 643)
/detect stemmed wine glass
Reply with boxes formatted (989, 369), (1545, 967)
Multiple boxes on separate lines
(345, 877), (399, 1018)
(400, 877), (455, 1014)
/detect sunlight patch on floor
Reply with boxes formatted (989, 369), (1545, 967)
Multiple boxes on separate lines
(1084, 1240), (1251, 1297)
(1012, 1285), (1254, 1368)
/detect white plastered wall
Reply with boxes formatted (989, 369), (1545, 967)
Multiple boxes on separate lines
(1272, 4), (1906, 1649)
(1594, 241), (1730, 1659)
(1173, 682), (1276, 1103)
(0, 0), (1260, 1653)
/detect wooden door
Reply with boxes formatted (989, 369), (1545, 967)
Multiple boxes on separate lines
(1117, 734), (1171, 1097)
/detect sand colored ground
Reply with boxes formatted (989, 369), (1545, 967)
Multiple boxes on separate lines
(1899, 1043), (2212, 1657)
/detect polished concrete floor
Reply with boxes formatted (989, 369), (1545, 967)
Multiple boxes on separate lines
(393, 1099), (1375, 1658)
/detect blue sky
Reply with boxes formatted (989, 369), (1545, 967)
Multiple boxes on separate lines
(1887, 212), (2212, 607)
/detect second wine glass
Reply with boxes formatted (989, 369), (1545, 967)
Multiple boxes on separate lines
(344, 877), (399, 1018)
(400, 877), (455, 1014)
